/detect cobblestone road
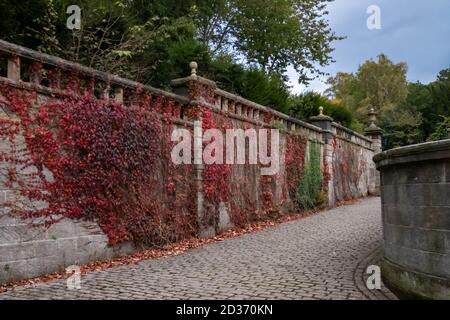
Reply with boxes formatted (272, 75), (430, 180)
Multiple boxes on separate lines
(0, 197), (396, 300)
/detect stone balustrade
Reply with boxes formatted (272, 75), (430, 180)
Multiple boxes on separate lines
(213, 88), (324, 142)
(0, 44), (383, 284)
(0, 39), (189, 116)
(332, 122), (374, 150)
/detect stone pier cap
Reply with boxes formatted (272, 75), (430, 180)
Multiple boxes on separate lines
(374, 139), (450, 169)
(373, 138), (450, 300)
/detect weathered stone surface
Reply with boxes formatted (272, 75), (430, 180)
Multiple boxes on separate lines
(0, 224), (47, 244)
(218, 201), (233, 232)
(375, 139), (450, 299)
(412, 228), (447, 254)
(383, 224), (414, 247)
(382, 258), (449, 300)
(446, 161), (450, 182)
(0, 216), (134, 284)
(413, 206), (450, 230)
(384, 205), (413, 227)
(0, 242), (35, 262)
(0, 198), (396, 300)
(380, 166), (396, 186)
(0, 39), (379, 287)
(45, 219), (77, 240)
(395, 161), (445, 184)
(446, 232), (450, 254)
(332, 137), (374, 202)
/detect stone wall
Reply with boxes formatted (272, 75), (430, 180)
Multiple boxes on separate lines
(374, 139), (450, 299)
(332, 135), (375, 202)
(0, 216), (134, 284)
(0, 40), (380, 285)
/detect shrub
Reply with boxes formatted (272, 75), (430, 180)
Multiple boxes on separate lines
(289, 91), (354, 128)
(295, 142), (323, 210)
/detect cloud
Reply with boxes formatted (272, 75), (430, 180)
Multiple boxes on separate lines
(290, 0), (450, 94)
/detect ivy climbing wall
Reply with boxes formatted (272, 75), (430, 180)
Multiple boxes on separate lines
(331, 137), (374, 201)
(0, 40), (379, 284)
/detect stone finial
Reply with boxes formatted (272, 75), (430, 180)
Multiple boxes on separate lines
(369, 107), (377, 126)
(309, 105), (333, 123)
(189, 61), (198, 77)
(365, 107), (382, 137)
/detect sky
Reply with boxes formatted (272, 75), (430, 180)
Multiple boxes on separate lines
(287, 0), (450, 94)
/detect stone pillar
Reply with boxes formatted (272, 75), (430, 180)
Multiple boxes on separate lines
(170, 62), (219, 237)
(222, 98), (228, 112)
(114, 87), (124, 103)
(374, 140), (450, 299)
(310, 107), (335, 207)
(170, 61), (217, 104)
(310, 107), (334, 143)
(102, 84), (110, 101)
(7, 55), (20, 81)
(365, 108), (383, 195)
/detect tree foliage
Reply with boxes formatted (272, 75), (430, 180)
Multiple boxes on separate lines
(326, 54), (450, 148)
(0, 0), (340, 109)
(289, 91), (356, 129)
(326, 54), (408, 119)
(326, 54), (423, 148)
(196, 0), (341, 82)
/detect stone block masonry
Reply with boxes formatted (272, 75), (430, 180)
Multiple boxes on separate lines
(0, 216), (134, 284)
(374, 139), (450, 299)
(0, 39), (380, 284)
(0, 198), (395, 300)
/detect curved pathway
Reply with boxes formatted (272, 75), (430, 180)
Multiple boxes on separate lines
(0, 197), (396, 300)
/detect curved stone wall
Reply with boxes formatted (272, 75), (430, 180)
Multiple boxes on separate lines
(374, 140), (450, 299)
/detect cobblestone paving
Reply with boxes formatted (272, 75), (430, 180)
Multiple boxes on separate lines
(0, 197), (396, 300)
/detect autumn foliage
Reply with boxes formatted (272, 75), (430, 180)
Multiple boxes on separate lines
(0, 80), (196, 246)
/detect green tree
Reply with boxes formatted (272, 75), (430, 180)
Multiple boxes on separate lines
(206, 56), (291, 112)
(399, 69), (450, 142)
(195, 0), (342, 83)
(425, 68), (450, 140)
(325, 72), (361, 113)
(382, 108), (423, 149)
(326, 54), (423, 148)
(402, 82), (434, 139)
(0, 0), (342, 115)
(289, 91), (356, 129)
(427, 116), (450, 141)
(0, 0), (49, 49)
(428, 69), (450, 119)
(238, 0), (341, 82)
(326, 54), (408, 120)
(356, 54), (408, 117)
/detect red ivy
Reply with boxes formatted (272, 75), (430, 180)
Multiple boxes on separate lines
(0, 79), (195, 246)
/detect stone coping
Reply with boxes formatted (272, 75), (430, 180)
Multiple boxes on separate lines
(0, 39), (375, 150)
(213, 89), (325, 133)
(374, 139), (450, 169)
(170, 75), (217, 89)
(0, 39), (188, 104)
(332, 122), (374, 144)
(381, 257), (450, 300)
